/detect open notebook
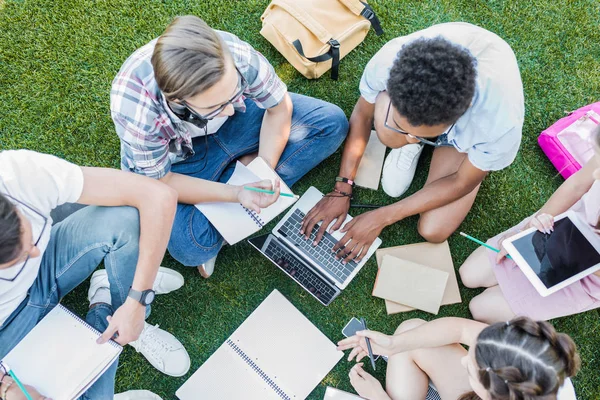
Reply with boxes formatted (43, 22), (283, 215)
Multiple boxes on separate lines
(1, 304), (121, 400)
(195, 157), (297, 245)
(177, 290), (343, 400)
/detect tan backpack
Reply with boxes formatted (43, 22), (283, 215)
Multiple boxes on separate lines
(260, 0), (383, 80)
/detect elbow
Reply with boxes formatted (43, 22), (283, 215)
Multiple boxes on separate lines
(153, 182), (179, 217)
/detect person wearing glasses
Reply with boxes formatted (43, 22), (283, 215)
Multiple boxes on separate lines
(111, 15), (349, 278)
(302, 23), (524, 262)
(0, 150), (191, 399)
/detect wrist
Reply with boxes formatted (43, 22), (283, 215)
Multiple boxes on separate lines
(232, 185), (243, 202)
(124, 296), (146, 309)
(374, 206), (398, 227)
(334, 181), (353, 193)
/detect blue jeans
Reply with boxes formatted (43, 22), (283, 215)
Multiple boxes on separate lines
(0, 205), (142, 399)
(168, 92), (348, 266)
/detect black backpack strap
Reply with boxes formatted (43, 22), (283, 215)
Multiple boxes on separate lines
(360, 2), (383, 36)
(292, 39), (341, 80)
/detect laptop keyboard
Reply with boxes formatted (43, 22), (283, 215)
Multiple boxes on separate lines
(278, 209), (358, 285)
(263, 238), (339, 306)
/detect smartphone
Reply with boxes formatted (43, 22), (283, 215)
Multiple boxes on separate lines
(341, 317), (380, 361)
(342, 317), (364, 338)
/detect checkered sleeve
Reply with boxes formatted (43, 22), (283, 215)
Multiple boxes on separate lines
(111, 76), (174, 179)
(112, 111), (172, 180)
(227, 33), (287, 109)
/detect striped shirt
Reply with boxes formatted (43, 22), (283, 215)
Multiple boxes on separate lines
(110, 31), (287, 179)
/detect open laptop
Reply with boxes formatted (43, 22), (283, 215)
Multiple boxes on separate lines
(249, 186), (382, 306)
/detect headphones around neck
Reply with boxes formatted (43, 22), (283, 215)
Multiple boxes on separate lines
(168, 100), (208, 130)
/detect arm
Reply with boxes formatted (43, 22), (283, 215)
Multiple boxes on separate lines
(337, 318), (488, 360)
(258, 93), (293, 169)
(332, 156), (487, 263)
(77, 167), (177, 344)
(536, 155), (597, 216)
(78, 166), (177, 294)
(337, 97), (375, 186)
(300, 97), (374, 241)
(388, 317), (487, 354)
(377, 156), (488, 227)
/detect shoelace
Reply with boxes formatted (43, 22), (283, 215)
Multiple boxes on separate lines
(396, 144), (423, 170)
(134, 324), (177, 366)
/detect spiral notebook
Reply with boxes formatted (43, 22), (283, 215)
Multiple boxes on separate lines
(176, 290), (343, 400)
(195, 158), (297, 245)
(1, 304), (122, 400)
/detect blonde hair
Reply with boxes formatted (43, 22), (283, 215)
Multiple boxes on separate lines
(151, 15), (228, 100)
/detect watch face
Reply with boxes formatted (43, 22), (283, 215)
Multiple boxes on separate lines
(144, 291), (156, 305)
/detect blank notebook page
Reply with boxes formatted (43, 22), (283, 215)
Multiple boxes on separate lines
(2, 305), (121, 400)
(228, 290), (343, 399)
(177, 290), (343, 400)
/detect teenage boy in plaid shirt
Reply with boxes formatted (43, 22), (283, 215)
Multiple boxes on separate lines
(111, 16), (348, 277)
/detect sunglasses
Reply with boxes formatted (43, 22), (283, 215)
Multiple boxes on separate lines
(0, 194), (48, 282)
(384, 100), (456, 147)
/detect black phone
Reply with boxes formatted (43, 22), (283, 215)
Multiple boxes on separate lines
(341, 317), (380, 361)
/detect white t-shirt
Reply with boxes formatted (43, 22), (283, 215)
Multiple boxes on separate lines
(359, 22), (524, 172)
(0, 150), (84, 326)
(558, 378), (577, 400)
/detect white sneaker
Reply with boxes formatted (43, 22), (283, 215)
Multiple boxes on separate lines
(197, 254), (218, 278)
(88, 267), (184, 301)
(381, 143), (424, 198)
(114, 390), (162, 400)
(129, 322), (190, 377)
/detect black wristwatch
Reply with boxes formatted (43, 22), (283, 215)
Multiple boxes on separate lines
(127, 288), (156, 306)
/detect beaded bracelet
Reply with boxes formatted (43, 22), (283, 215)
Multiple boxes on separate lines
(335, 176), (355, 187)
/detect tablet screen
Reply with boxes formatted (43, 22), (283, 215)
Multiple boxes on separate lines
(511, 217), (600, 288)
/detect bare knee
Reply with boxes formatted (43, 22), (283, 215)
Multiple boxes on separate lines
(417, 219), (452, 243)
(394, 318), (427, 335)
(459, 263), (479, 288)
(469, 295), (499, 324)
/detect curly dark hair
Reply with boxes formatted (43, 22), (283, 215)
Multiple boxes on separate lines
(387, 36), (477, 126)
(0, 193), (21, 264)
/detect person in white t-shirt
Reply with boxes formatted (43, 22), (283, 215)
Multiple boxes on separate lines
(337, 316), (579, 400)
(302, 23), (524, 261)
(0, 150), (190, 400)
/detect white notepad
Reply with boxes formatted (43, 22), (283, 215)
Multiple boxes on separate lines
(176, 290), (343, 400)
(195, 157), (297, 245)
(324, 387), (365, 399)
(1, 304), (122, 400)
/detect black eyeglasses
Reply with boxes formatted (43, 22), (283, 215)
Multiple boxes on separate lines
(0, 194), (48, 282)
(384, 100), (456, 147)
(182, 72), (248, 122)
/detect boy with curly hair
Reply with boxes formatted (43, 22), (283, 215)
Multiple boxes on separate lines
(302, 23), (524, 261)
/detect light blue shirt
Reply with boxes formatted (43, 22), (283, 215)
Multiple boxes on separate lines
(360, 22), (524, 171)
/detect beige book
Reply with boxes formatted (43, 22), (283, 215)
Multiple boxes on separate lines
(375, 241), (462, 314)
(373, 255), (449, 315)
(354, 130), (387, 190)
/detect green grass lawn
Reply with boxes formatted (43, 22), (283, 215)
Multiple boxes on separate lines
(1, 0), (599, 398)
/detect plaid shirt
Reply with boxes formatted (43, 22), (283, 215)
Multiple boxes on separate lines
(110, 31), (287, 179)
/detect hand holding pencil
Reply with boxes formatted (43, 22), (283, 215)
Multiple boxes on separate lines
(237, 179), (282, 213)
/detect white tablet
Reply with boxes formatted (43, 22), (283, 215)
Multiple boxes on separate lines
(503, 210), (600, 297)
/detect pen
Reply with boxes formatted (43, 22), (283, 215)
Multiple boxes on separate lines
(459, 232), (512, 260)
(2, 363), (33, 400)
(360, 318), (376, 371)
(243, 186), (299, 199)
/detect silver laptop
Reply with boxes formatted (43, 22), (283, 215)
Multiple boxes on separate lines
(249, 186), (382, 306)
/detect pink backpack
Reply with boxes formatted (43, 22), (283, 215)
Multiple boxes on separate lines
(538, 102), (600, 179)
